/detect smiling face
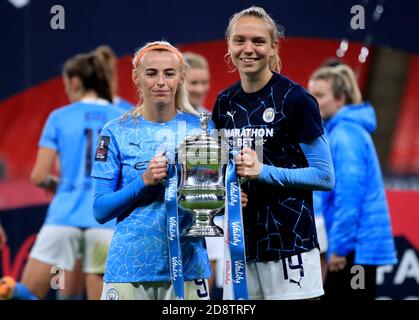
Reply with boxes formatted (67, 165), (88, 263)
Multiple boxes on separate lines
(134, 50), (183, 109)
(185, 67), (210, 108)
(228, 16), (276, 79)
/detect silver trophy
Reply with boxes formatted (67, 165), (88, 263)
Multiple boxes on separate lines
(177, 113), (228, 237)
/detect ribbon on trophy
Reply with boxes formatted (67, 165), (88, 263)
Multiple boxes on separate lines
(165, 163), (185, 300)
(223, 157), (248, 300)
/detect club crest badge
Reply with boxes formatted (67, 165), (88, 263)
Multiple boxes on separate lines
(262, 108), (275, 123)
(105, 288), (119, 300)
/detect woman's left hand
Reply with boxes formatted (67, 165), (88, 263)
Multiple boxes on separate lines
(235, 147), (261, 180)
(328, 254), (347, 272)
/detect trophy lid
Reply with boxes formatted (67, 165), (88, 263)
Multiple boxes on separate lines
(200, 112), (211, 135)
(178, 112), (228, 165)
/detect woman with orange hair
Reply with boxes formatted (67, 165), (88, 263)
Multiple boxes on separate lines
(91, 41), (211, 300)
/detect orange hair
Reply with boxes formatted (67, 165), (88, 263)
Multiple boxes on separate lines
(133, 44), (184, 68)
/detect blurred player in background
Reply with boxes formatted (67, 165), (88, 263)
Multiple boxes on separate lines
(183, 52), (211, 113)
(57, 45), (133, 300)
(94, 45), (133, 110)
(311, 57), (344, 285)
(308, 64), (397, 300)
(0, 52), (124, 300)
(212, 6), (335, 300)
(92, 41), (212, 300)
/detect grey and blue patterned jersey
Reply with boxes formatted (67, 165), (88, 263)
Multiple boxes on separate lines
(212, 73), (324, 262)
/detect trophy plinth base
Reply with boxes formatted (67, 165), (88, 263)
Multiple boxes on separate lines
(182, 225), (223, 237)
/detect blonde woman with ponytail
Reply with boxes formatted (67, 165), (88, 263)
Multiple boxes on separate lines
(91, 41), (211, 300)
(212, 6), (335, 300)
(309, 64), (397, 300)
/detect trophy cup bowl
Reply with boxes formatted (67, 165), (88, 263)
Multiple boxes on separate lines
(177, 113), (227, 237)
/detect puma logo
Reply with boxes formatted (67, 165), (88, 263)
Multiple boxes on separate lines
(289, 277), (303, 288)
(129, 142), (141, 149)
(226, 110), (236, 119)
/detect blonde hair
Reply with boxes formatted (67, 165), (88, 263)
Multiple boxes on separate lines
(225, 6), (284, 72)
(131, 41), (198, 118)
(310, 64), (362, 105)
(183, 52), (209, 70)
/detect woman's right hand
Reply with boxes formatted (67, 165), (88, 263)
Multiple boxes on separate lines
(142, 153), (168, 186)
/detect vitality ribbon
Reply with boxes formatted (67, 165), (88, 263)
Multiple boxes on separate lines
(223, 158), (248, 300)
(165, 164), (184, 300)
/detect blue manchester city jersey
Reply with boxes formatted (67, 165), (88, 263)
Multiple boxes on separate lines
(114, 96), (133, 111)
(39, 99), (124, 228)
(212, 72), (324, 262)
(91, 112), (211, 283)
